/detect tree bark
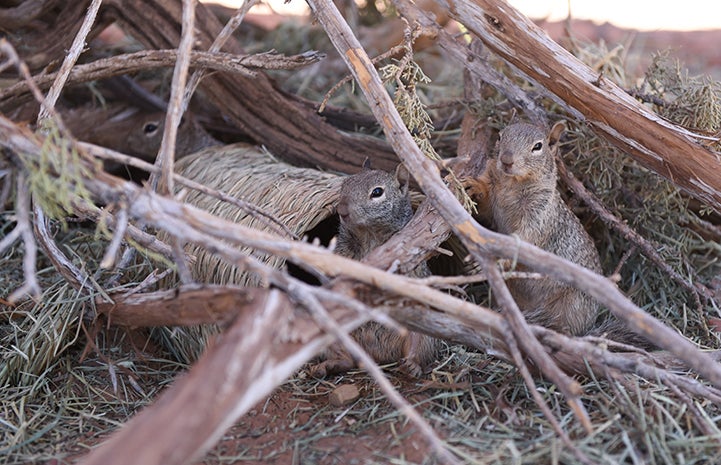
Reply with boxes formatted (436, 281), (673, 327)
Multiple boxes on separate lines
(101, 0), (399, 173)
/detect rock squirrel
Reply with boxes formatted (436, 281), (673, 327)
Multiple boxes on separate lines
(467, 121), (602, 336)
(310, 165), (439, 377)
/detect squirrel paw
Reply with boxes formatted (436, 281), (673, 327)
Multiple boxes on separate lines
(399, 357), (424, 378)
(308, 357), (356, 378)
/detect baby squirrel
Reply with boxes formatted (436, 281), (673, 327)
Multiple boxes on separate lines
(468, 121), (602, 336)
(310, 165), (439, 377)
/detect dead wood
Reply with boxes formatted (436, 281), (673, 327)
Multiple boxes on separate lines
(97, 285), (270, 327)
(80, 289), (334, 465)
(417, 0), (721, 213)
(0, 49), (326, 112)
(100, 0), (399, 173)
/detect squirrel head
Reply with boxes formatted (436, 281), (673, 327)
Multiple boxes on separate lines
(125, 111), (216, 161)
(496, 121), (564, 182)
(337, 165), (413, 236)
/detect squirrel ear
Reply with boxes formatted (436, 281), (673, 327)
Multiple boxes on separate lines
(394, 164), (410, 192)
(548, 120), (566, 150)
(362, 158), (372, 170)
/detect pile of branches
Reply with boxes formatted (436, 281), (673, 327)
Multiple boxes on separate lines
(1, 0), (721, 464)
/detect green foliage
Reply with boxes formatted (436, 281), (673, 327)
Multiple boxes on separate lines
(18, 122), (96, 228)
(642, 52), (721, 138)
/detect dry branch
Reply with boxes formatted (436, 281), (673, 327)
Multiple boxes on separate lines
(422, 0), (721, 213)
(80, 289), (335, 465)
(101, 0), (399, 173)
(0, 49), (325, 110)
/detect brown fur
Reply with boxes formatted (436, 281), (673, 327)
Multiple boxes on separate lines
(311, 167), (439, 377)
(475, 122), (602, 336)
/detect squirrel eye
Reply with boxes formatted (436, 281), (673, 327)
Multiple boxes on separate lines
(370, 187), (384, 198)
(144, 122), (159, 135)
(532, 141), (543, 151)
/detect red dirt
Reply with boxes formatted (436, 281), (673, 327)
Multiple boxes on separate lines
(201, 374), (435, 465)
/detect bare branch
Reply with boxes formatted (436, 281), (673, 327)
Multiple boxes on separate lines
(150, 0), (195, 195)
(37, 0), (103, 123)
(182, 0), (259, 111)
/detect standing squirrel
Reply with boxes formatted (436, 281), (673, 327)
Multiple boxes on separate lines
(466, 121), (602, 336)
(310, 165), (439, 377)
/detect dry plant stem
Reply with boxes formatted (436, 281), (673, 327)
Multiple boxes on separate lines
(8, 172), (40, 302)
(304, 0), (721, 391)
(78, 289), (336, 465)
(319, 42), (406, 113)
(556, 156), (714, 304)
(0, 168), (12, 207)
(171, 238), (194, 284)
(79, 141), (297, 239)
(182, 0), (259, 111)
(99, 201), (128, 270)
(287, 282), (461, 465)
(103, 246), (137, 288)
(500, 321), (592, 465)
(33, 203), (95, 292)
(71, 199), (175, 260)
(0, 49), (324, 107)
(393, 0), (543, 122)
(37, 0), (102, 123)
(482, 256), (592, 432)
(429, 0), (721, 212)
(665, 382), (720, 438)
(152, 0), (195, 195)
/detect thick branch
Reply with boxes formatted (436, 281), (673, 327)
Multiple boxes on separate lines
(102, 0), (398, 173)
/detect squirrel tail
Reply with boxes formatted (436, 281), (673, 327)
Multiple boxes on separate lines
(586, 317), (657, 351)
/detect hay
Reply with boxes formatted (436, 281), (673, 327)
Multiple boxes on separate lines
(152, 144), (344, 362)
(171, 143), (344, 285)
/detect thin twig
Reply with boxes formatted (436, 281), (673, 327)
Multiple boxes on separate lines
(556, 155), (714, 305)
(152, 0), (196, 195)
(100, 200), (129, 270)
(37, 0), (103, 123)
(33, 202), (95, 293)
(481, 255), (592, 432)
(182, 0), (259, 112)
(79, 141), (298, 239)
(8, 172), (40, 302)
(0, 49), (325, 105)
(287, 280), (461, 465)
(500, 321), (593, 465)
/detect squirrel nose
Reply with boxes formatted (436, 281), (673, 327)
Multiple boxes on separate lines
(500, 151), (514, 170)
(337, 200), (349, 221)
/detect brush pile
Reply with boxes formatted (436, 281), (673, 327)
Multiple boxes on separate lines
(1, 1), (720, 464)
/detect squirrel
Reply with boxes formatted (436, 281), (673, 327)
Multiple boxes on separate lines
(462, 120), (652, 347)
(310, 164), (439, 377)
(464, 121), (602, 336)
